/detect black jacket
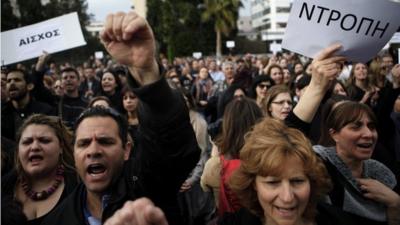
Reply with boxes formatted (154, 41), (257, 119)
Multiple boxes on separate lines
(57, 95), (87, 128)
(41, 77), (201, 225)
(1, 99), (55, 141)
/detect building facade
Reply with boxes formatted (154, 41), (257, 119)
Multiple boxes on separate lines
(250, 0), (292, 42)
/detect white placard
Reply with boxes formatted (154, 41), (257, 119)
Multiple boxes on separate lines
(270, 42), (282, 55)
(226, 41), (235, 48)
(282, 0), (400, 62)
(1, 12), (86, 65)
(192, 52), (202, 59)
(95, 51), (104, 59)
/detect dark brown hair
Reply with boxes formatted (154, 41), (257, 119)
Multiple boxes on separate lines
(216, 97), (263, 158)
(15, 114), (75, 178)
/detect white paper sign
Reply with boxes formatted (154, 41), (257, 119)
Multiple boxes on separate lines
(282, 0), (400, 62)
(1, 12), (86, 65)
(193, 52), (202, 59)
(226, 41), (235, 48)
(95, 51), (104, 59)
(270, 42), (282, 55)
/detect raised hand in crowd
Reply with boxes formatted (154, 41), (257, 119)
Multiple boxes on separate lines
(104, 198), (168, 225)
(293, 44), (345, 122)
(35, 51), (50, 72)
(100, 11), (159, 85)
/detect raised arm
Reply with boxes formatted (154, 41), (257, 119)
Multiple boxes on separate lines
(100, 11), (159, 86)
(293, 44), (345, 123)
(100, 11), (200, 223)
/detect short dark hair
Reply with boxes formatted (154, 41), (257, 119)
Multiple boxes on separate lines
(73, 106), (129, 145)
(60, 67), (80, 80)
(88, 96), (112, 108)
(7, 69), (33, 84)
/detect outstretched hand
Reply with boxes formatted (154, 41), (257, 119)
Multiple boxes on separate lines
(100, 11), (159, 85)
(104, 198), (169, 225)
(310, 44), (346, 89)
(293, 44), (346, 123)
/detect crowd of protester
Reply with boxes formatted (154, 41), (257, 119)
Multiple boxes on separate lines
(1, 11), (400, 225)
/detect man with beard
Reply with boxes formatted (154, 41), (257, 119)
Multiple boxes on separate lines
(41, 11), (200, 225)
(1, 69), (55, 141)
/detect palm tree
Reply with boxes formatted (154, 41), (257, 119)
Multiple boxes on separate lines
(201, 0), (241, 59)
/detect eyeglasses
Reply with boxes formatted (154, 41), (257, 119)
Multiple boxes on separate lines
(257, 84), (271, 89)
(271, 100), (293, 106)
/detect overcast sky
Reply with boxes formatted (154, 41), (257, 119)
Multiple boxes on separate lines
(87, 0), (132, 22)
(87, 0), (251, 22)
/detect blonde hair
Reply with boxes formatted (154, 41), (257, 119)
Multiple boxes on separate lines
(229, 118), (331, 220)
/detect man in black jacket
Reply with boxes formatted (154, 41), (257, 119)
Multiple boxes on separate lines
(1, 69), (55, 141)
(41, 11), (200, 225)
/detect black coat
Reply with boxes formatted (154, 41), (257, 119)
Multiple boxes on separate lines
(1, 99), (55, 141)
(41, 77), (201, 225)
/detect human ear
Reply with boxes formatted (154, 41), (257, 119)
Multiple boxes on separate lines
(27, 83), (34, 91)
(329, 128), (338, 143)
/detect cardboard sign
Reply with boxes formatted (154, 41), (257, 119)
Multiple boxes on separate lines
(1, 12), (86, 65)
(282, 0), (400, 62)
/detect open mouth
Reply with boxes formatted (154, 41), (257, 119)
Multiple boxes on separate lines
(29, 155), (43, 163)
(87, 163), (106, 176)
(357, 143), (373, 148)
(275, 205), (297, 216)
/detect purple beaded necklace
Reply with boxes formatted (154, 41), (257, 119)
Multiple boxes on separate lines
(21, 165), (65, 201)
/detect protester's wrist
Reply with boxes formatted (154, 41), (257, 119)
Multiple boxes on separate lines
(128, 60), (160, 86)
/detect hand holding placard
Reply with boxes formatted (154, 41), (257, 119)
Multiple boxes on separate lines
(282, 0), (400, 62)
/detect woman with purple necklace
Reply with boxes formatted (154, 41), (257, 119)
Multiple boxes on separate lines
(1, 114), (78, 225)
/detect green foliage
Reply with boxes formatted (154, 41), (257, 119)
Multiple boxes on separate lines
(147, 0), (226, 61)
(201, 0), (241, 58)
(202, 0), (241, 35)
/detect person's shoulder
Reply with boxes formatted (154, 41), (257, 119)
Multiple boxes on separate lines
(365, 159), (397, 188)
(205, 156), (221, 169)
(33, 99), (54, 112)
(312, 145), (335, 160)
